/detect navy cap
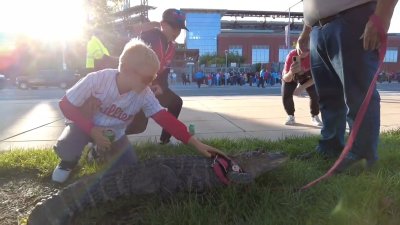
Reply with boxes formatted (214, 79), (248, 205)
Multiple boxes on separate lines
(162, 8), (189, 31)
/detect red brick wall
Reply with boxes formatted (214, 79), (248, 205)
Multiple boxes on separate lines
(218, 33), (400, 72)
(218, 33), (299, 64)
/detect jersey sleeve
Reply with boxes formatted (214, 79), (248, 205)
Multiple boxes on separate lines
(151, 109), (192, 144)
(141, 87), (164, 117)
(65, 73), (96, 107)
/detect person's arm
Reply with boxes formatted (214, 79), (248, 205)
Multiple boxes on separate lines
(60, 96), (112, 149)
(282, 70), (294, 83)
(374, 0), (398, 32)
(151, 110), (192, 143)
(282, 51), (296, 82)
(59, 96), (94, 134)
(151, 110), (225, 158)
(297, 24), (312, 55)
(363, 0), (398, 50)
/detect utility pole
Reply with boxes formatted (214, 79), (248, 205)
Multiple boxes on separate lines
(225, 50), (228, 71)
(286, 0), (303, 49)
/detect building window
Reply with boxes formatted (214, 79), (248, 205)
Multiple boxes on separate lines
(279, 47), (292, 62)
(252, 45), (269, 64)
(185, 13), (221, 56)
(384, 48), (398, 63)
(229, 45), (242, 56)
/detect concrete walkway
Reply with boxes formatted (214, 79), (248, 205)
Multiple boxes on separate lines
(1, 92), (399, 151)
(129, 94), (400, 144)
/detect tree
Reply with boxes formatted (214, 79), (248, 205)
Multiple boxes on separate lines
(85, 0), (124, 28)
(199, 52), (246, 67)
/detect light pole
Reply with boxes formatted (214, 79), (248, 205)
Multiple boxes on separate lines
(286, 0), (303, 49)
(224, 50), (228, 71)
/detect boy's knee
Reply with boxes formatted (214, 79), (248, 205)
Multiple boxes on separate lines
(53, 143), (81, 163)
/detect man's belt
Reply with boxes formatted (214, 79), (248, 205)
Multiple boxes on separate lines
(316, 15), (336, 27)
(314, 1), (376, 27)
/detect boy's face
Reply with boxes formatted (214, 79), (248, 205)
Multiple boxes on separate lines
(125, 67), (156, 93)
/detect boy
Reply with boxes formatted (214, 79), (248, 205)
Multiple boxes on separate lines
(125, 8), (188, 144)
(52, 39), (223, 183)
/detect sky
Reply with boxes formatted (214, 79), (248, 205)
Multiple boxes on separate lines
(148, 0), (400, 34)
(0, 0), (399, 43)
(0, 0), (86, 41)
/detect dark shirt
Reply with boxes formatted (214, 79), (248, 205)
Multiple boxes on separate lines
(140, 28), (176, 88)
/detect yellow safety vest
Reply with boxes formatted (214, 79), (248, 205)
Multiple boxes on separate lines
(86, 35), (110, 69)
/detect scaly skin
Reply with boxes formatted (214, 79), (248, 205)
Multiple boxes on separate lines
(28, 151), (287, 225)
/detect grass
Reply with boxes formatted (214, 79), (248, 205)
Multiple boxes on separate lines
(1, 129), (400, 225)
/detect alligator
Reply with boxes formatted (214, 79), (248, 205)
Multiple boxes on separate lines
(28, 150), (287, 225)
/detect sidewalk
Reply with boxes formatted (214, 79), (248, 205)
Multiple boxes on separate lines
(1, 94), (399, 151)
(128, 94), (400, 144)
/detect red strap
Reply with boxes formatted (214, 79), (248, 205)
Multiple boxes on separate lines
(301, 14), (388, 190)
(212, 155), (231, 185)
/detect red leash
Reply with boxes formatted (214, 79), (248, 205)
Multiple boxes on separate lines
(301, 14), (388, 190)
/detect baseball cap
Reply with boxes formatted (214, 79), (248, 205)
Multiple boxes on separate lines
(162, 8), (189, 31)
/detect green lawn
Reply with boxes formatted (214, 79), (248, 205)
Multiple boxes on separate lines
(1, 129), (399, 225)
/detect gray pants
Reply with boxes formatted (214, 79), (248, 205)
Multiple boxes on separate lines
(54, 124), (138, 168)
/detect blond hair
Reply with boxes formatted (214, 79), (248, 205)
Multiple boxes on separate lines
(119, 38), (160, 82)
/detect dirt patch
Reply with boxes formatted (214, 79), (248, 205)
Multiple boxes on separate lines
(0, 174), (59, 225)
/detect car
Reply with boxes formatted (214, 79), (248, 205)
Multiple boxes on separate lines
(15, 70), (81, 89)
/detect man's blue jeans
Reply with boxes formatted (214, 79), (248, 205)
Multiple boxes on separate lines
(309, 2), (380, 162)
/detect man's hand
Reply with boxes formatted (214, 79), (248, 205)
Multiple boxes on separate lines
(90, 127), (111, 150)
(187, 136), (228, 158)
(363, 0), (398, 50)
(296, 25), (312, 56)
(360, 17), (382, 51)
(150, 84), (163, 95)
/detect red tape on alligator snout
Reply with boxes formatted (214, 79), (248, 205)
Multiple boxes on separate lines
(301, 14), (387, 190)
(212, 154), (231, 185)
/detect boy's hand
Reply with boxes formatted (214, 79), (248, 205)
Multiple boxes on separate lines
(90, 127), (112, 150)
(188, 136), (227, 158)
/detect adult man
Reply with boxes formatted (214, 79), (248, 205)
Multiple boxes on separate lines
(125, 8), (189, 144)
(86, 30), (117, 73)
(194, 70), (205, 88)
(297, 0), (398, 172)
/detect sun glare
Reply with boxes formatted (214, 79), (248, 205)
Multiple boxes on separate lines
(0, 0), (86, 42)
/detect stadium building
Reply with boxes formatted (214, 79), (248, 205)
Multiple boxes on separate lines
(175, 8), (400, 77)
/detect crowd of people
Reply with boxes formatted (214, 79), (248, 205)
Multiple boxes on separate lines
(50, 0), (398, 184)
(191, 70), (282, 88)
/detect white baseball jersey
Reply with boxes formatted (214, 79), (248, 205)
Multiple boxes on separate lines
(65, 69), (163, 140)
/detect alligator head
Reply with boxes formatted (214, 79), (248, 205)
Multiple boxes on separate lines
(230, 150), (288, 179)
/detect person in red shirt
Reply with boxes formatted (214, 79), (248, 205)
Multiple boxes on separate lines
(125, 9), (188, 144)
(281, 48), (322, 126)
